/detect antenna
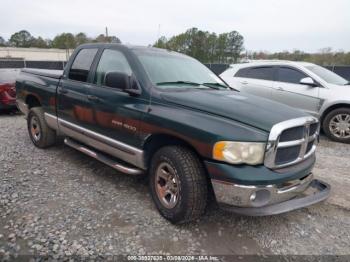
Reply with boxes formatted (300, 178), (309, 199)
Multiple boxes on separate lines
(157, 24), (161, 41)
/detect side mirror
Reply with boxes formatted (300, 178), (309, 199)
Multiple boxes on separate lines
(104, 71), (141, 96)
(300, 77), (317, 87)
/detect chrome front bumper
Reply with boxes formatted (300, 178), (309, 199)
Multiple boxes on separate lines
(211, 173), (330, 216)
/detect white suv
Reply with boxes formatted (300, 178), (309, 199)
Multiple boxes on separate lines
(220, 61), (350, 143)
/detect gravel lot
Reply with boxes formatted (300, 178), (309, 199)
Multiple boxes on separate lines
(1, 112), (350, 260)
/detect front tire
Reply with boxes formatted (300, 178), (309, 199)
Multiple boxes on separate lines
(323, 108), (350, 144)
(149, 146), (208, 224)
(27, 107), (56, 148)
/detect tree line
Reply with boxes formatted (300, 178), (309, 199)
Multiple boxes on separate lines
(248, 48), (350, 66)
(153, 28), (244, 64)
(154, 28), (350, 65)
(0, 30), (121, 49)
(1, 29), (349, 66)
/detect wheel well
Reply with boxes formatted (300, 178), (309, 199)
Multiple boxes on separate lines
(143, 134), (203, 168)
(143, 134), (214, 198)
(26, 95), (41, 109)
(321, 103), (350, 125)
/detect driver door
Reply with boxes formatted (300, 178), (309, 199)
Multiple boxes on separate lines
(87, 48), (145, 147)
(271, 66), (321, 116)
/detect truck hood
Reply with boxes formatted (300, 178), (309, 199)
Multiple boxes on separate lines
(161, 90), (308, 132)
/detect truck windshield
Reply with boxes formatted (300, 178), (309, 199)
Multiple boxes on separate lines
(305, 65), (349, 85)
(134, 49), (228, 89)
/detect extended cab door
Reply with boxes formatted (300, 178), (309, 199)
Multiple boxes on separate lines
(271, 66), (320, 116)
(234, 66), (276, 100)
(57, 48), (98, 129)
(86, 47), (145, 148)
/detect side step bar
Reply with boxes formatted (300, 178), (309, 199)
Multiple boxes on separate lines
(64, 138), (144, 176)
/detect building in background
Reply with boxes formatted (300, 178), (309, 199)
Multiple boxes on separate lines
(0, 47), (73, 61)
(0, 47), (74, 70)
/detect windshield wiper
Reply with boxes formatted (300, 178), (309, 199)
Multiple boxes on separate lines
(156, 81), (201, 86)
(202, 82), (228, 89)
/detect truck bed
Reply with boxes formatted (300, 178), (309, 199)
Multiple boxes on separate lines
(16, 68), (63, 117)
(21, 68), (63, 79)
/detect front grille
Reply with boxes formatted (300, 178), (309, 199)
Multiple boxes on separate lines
(309, 123), (318, 136)
(275, 145), (301, 165)
(265, 117), (319, 169)
(279, 126), (304, 142)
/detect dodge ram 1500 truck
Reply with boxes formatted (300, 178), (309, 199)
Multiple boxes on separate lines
(16, 44), (330, 224)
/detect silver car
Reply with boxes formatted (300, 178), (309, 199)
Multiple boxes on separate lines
(220, 61), (350, 143)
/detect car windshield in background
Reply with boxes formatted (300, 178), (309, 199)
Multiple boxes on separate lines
(305, 65), (349, 85)
(134, 50), (228, 89)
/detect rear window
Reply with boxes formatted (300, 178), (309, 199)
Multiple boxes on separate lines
(68, 48), (98, 82)
(235, 67), (275, 81)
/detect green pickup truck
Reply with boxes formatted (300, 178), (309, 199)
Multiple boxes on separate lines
(16, 43), (330, 223)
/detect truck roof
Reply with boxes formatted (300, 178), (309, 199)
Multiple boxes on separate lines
(77, 43), (177, 54)
(76, 43), (189, 59)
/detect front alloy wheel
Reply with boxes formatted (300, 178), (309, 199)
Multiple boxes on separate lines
(149, 146), (208, 224)
(155, 162), (180, 209)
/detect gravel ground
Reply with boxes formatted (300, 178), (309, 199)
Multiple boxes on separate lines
(1, 112), (349, 260)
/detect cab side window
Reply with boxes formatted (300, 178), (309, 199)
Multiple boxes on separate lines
(94, 49), (132, 86)
(278, 67), (307, 84)
(68, 48), (98, 82)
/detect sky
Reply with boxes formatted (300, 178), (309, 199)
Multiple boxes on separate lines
(1, 0), (349, 53)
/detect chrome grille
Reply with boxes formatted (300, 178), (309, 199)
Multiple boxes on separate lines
(265, 116), (319, 169)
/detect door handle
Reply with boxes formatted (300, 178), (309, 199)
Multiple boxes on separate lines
(58, 88), (68, 94)
(87, 95), (100, 102)
(241, 81), (248, 85)
(276, 87), (284, 91)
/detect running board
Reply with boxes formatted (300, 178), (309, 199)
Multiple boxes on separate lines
(64, 138), (144, 176)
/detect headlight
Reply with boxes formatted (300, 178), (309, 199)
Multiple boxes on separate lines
(213, 141), (266, 165)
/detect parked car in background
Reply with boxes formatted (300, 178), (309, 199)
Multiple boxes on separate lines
(16, 44), (329, 223)
(220, 61), (350, 143)
(0, 69), (19, 111)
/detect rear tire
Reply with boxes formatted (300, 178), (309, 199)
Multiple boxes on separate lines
(323, 108), (350, 144)
(27, 107), (56, 148)
(149, 146), (208, 224)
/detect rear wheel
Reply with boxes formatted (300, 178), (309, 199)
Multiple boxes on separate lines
(323, 107), (350, 143)
(149, 146), (208, 224)
(27, 107), (56, 148)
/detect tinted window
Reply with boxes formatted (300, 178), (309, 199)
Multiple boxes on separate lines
(235, 67), (274, 81)
(235, 68), (250, 78)
(278, 67), (307, 84)
(69, 48), (98, 82)
(94, 49), (132, 86)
